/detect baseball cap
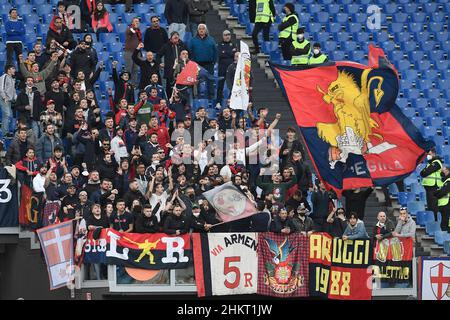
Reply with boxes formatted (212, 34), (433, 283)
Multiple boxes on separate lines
(192, 203), (200, 209)
(223, 30), (231, 35)
(46, 99), (55, 106)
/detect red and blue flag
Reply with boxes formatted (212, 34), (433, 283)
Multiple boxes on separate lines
(271, 45), (434, 195)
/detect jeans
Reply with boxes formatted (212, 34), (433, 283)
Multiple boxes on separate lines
(31, 120), (41, 140)
(124, 50), (138, 86)
(168, 23), (186, 42)
(198, 63), (216, 100)
(0, 99), (12, 136)
(6, 43), (22, 67)
(252, 22), (271, 52)
(189, 22), (198, 36)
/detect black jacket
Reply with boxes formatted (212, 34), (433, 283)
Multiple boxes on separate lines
(343, 188), (373, 219)
(187, 0), (209, 23)
(112, 67), (135, 104)
(69, 47), (98, 79)
(144, 27), (169, 54)
(6, 138), (34, 166)
(15, 87), (43, 122)
(164, 0), (189, 24)
(270, 215), (296, 233)
(45, 89), (71, 115)
(132, 49), (161, 89)
(277, 14), (298, 33)
(434, 174), (450, 207)
(157, 40), (188, 79)
(123, 189), (146, 210)
(372, 219), (395, 240)
(163, 213), (189, 235)
(46, 25), (76, 49)
(324, 217), (347, 238)
(134, 213), (160, 233)
(420, 156), (443, 179)
(218, 41), (237, 75)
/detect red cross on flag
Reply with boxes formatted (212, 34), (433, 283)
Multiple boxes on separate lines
(430, 262), (450, 300)
(37, 221), (74, 290)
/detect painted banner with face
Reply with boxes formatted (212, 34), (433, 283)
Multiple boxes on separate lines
(203, 182), (257, 223)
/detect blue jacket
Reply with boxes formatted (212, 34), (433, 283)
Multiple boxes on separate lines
(343, 220), (369, 240)
(188, 35), (217, 64)
(5, 19), (25, 43)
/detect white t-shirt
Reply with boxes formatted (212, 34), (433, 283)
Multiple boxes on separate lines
(33, 174), (46, 193)
(149, 191), (169, 222)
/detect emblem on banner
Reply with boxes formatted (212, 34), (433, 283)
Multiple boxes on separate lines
(430, 262), (450, 300)
(263, 237), (303, 294)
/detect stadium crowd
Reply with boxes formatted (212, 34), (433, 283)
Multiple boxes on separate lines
(3, 0), (445, 279)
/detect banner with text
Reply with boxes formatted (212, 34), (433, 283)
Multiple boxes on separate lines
(83, 229), (192, 270)
(372, 237), (413, 286)
(193, 233), (258, 297)
(309, 233), (372, 300)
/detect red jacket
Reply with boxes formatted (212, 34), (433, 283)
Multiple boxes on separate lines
(92, 11), (113, 32)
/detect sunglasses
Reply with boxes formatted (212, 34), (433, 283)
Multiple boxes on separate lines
(399, 207), (407, 211)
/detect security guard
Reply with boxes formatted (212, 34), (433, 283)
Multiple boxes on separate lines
(290, 27), (311, 66)
(277, 3), (298, 60)
(309, 43), (329, 65)
(420, 148), (443, 220)
(251, 0), (276, 54)
(434, 165), (450, 232)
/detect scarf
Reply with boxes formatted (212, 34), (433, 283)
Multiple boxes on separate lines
(130, 25), (142, 42)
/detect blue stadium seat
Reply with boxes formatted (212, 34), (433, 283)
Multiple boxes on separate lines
(390, 23), (404, 34)
(328, 23), (342, 34)
(326, 4), (340, 15)
(424, 3), (438, 13)
(383, 3), (397, 14)
(347, 22), (362, 34)
(426, 116), (443, 127)
(431, 12), (445, 23)
(417, 79), (433, 91)
(411, 116), (425, 128)
(352, 13), (366, 24)
(99, 33), (117, 43)
(346, 4), (360, 15)
(114, 4), (126, 15)
(414, 31), (431, 43)
(299, 12), (311, 23)
(416, 211), (435, 227)
(398, 192), (416, 206)
(36, 5), (53, 16)
(331, 51), (345, 61)
(154, 4), (165, 15)
(435, 32), (449, 43)
(315, 12), (329, 24)
(350, 50), (365, 61)
(425, 89), (441, 100)
(396, 97), (409, 109)
(135, 3), (151, 15)
(373, 31), (389, 43)
(429, 22), (443, 33)
(390, 50), (404, 62)
(308, 22), (321, 33)
(400, 40), (416, 52)
(308, 4), (321, 14)
(402, 69), (418, 80)
(108, 42), (123, 53)
(438, 79), (450, 91)
(335, 32), (350, 43)
(344, 41), (357, 52)
(335, 13), (348, 24)
(444, 240), (450, 255)
(354, 32), (369, 43)
(422, 126), (438, 137)
(412, 12), (426, 23)
(434, 231), (447, 246)
(393, 13), (408, 23)
(397, 59), (411, 72)
(423, 69), (438, 80)
(407, 201), (425, 216)
(325, 40), (337, 52)
(316, 32), (330, 42)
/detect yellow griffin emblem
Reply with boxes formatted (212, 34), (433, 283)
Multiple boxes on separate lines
(316, 69), (392, 168)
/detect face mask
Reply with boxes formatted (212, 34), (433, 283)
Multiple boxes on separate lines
(313, 49), (320, 55)
(297, 34), (304, 41)
(427, 155), (433, 161)
(193, 211), (200, 218)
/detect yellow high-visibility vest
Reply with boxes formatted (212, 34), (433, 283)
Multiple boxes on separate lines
(422, 159), (443, 187)
(291, 39), (310, 65)
(279, 14), (299, 40)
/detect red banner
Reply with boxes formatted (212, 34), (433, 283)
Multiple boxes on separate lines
(257, 232), (309, 298)
(175, 61), (200, 86)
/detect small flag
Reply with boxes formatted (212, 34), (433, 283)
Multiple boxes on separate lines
(37, 221), (74, 290)
(230, 41), (251, 110)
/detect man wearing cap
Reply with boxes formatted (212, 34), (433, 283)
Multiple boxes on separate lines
(156, 31), (188, 98)
(277, 3), (298, 60)
(68, 40), (98, 79)
(309, 42), (329, 65)
(433, 166), (450, 232)
(112, 60), (135, 104)
(39, 99), (63, 132)
(290, 27), (311, 66)
(420, 148), (443, 220)
(292, 205), (314, 236)
(110, 126), (129, 164)
(250, 0), (276, 54)
(217, 30), (237, 108)
(60, 183), (79, 221)
(190, 203), (213, 233)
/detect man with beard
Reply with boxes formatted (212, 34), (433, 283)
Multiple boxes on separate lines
(85, 170), (101, 196)
(46, 16), (76, 50)
(124, 179), (147, 210)
(60, 184), (80, 221)
(112, 61), (135, 104)
(45, 79), (70, 115)
(97, 152), (118, 181)
(133, 43), (160, 90)
(69, 40), (98, 79)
